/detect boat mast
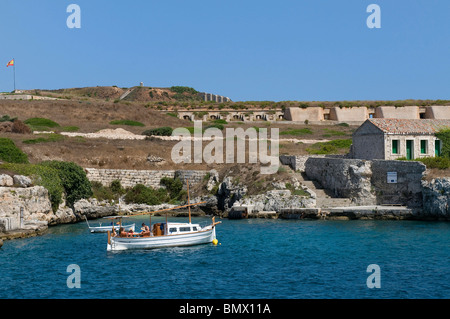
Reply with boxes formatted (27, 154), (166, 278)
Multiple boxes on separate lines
(187, 179), (191, 224)
(118, 198), (122, 227)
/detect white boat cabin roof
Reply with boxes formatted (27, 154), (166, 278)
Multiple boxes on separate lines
(165, 222), (202, 234)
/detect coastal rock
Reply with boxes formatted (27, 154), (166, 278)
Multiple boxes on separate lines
(54, 207), (76, 224)
(0, 186), (55, 224)
(0, 185), (72, 236)
(0, 184), (81, 229)
(118, 202), (180, 215)
(193, 195), (219, 215)
(0, 174), (13, 187)
(217, 176), (247, 211)
(421, 178), (450, 219)
(13, 175), (32, 188)
(271, 181), (286, 189)
(147, 154), (165, 163)
(205, 169), (219, 192)
(73, 198), (117, 219)
(234, 189), (316, 213)
(72, 198), (183, 219)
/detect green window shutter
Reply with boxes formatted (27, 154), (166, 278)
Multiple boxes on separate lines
(435, 140), (441, 157)
(420, 140), (426, 154)
(406, 140), (413, 160)
(392, 140), (398, 154)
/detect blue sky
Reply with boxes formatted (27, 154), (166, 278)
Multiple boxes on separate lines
(0, 0), (449, 101)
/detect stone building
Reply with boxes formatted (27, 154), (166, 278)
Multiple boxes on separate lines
(351, 119), (450, 160)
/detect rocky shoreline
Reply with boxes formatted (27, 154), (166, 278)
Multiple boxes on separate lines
(1, 170), (449, 244)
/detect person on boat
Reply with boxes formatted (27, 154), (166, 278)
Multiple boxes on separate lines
(119, 227), (127, 237)
(111, 227), (117, 237)
(140, 223), (151, 237)
(127, 229), (135, 237)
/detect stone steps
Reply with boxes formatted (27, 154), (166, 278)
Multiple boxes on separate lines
(119, 88), (135, 100)
(288, 169), (354, 209)
(317, 197), (353, 209)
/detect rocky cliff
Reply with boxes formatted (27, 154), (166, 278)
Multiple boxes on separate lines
(1, 173), (115, 239)
(192, 173), (316, 217)
(421, 178), (450, 220)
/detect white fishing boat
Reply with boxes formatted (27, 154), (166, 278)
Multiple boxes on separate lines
(107, 218), (219, 251)
(85, 216), (135, 233)
(106, 180), (221, 251)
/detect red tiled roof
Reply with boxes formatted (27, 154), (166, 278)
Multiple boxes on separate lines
(367, 119), (450, 134)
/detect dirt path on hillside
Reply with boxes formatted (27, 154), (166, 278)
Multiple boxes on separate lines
(56, 128), (329, 144)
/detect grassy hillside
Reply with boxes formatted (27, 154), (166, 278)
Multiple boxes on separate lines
(0, 99), (189, 134)
(2, 86), (448, 174)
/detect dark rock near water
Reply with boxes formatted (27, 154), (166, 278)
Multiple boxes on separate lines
(421, 178), (450, 220)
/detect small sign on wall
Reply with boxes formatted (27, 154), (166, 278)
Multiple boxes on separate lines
(387, 172), (397, 184)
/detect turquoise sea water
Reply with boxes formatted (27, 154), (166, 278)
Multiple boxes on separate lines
(0, 216), (449, 299)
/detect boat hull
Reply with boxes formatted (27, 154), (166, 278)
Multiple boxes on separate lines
(90, 224), (135, 233)
(107, 227), (216, 251)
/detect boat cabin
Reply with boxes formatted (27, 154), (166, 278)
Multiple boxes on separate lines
(152, 222), (202, 236)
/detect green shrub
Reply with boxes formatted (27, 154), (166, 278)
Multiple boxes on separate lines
(40, 161), (93, 208)
(142, 127), (173, 136)
(91, 181), (116, 202)
(326, 139), (353, 148)
(212, 119), (228, 125)
(417, 157), (450, 169)
(306, 139), (352, 155)
(24, 118), (60, 130)
(0, 138), (29, 163)
(322, 129), (347, 137)
(204, 123), (224, 131)
(22, 133), (65, 144)
(160, 177), (183, 200)
(0, 115), (17, 122)
(110, 179), (124, 195)
(124, 184), (168, 205)
(435, 129), (450, 158)
(109, 120), (145, 127)
(170, 86), (198, 95)
(397, 156), (450, 169)
(61, 126), (79, 132)
(91, 180), (124, 202)
(280, 128), (313, 136)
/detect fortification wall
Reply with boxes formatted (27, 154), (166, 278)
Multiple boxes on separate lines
(329, 107), (368, 121)
(374, 106), (420, 119)
(85, 168), (209, 189)
(280, 155), (326, 172)
(284, 107), (323, 121)
(424, 105), (450, 119)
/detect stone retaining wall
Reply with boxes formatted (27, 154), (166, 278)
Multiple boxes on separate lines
(279, 155), (346, 172)
(304, 157), (426, 208)
(85, 168), (209, 189)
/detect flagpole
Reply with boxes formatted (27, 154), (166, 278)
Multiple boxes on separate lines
(13, 59), (16, 92)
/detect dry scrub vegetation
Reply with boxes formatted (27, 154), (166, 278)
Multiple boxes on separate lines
(0, 96), (358, 171)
